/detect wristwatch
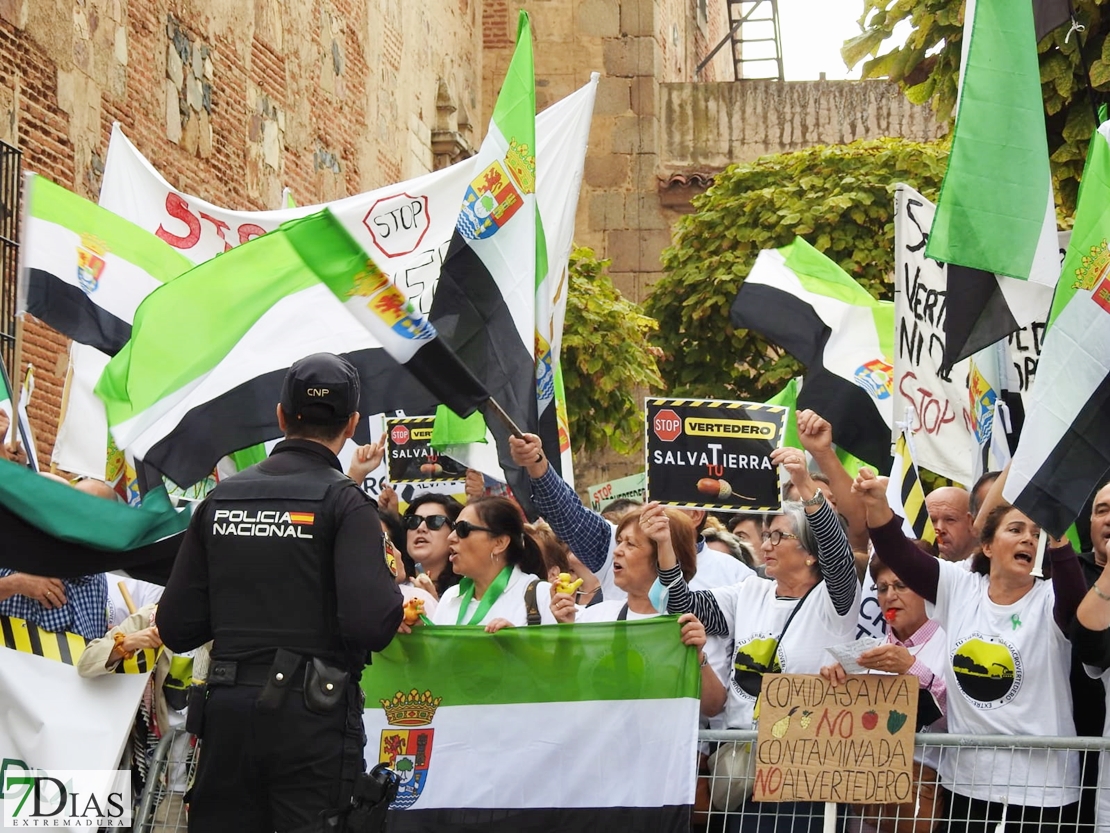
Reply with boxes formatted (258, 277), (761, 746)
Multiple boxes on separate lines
(801, 490), (826, 508)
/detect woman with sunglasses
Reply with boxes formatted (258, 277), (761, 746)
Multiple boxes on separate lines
(402, 494), (464, 599)
(655, 445), (860, 833)
(431, 497), (557, 630)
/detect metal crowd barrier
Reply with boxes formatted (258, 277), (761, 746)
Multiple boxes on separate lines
(133, 727), (200, 832)
(695, 730), (1110, 833)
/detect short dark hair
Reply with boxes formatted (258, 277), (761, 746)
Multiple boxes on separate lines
(969, 471), (1002, 518)
(282, 413), (351, 444)
(727, 513), (764, 534)
(403, 493), (464, 594)
(403, 492), (464, 522)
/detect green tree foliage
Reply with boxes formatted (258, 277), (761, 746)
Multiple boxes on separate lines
(561, 246), (664, 456)
(643, 138), (948, 400)
(843, 0), (1108, 213)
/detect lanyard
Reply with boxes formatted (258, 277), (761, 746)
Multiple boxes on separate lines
(455, 566), (514, 626)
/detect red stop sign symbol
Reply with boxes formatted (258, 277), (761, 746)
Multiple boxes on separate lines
(391, 424), (410, 445)
(653, 409), (682, 442)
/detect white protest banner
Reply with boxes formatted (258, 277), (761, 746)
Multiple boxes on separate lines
(54, 80), (598, 478)
(894, 186), (1059, 484)
(0, 647), (149, 774)
(894, 185), (974, 485)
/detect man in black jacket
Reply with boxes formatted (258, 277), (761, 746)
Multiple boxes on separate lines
(158, 352), (403, 832)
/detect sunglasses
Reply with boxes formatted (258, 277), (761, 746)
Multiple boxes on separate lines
(403, 514), (454, 531)
(453, 519), (494, 538)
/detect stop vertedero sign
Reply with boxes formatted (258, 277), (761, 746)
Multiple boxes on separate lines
(653, 409), (682, 442)
(391, 425), (410, 445)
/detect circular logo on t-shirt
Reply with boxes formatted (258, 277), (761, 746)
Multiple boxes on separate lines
(951, 633), (1023, 709)
(732, 633), (781, 699)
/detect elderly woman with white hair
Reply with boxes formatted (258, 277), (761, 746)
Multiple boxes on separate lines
(654, 434), (860, 833)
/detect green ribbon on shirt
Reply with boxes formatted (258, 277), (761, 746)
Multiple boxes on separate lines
(455, 566), (514, 626)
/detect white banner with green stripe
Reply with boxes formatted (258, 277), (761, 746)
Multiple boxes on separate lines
(361, 619), (699, 831)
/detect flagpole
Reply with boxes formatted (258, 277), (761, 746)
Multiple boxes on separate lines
(51, 354), (75, 474)
(483, 396), (525, 440)
(4, 315), (34, 466)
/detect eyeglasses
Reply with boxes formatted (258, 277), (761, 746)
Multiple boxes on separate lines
(403, 514), (453, 531)
(760, 530), (800, 547)
(575, 584), (601, 602)
(873, 581), (909, 595)
(453, 519), (494, 539)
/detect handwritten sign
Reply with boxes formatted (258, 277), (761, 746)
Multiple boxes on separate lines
(753, 674), (917, 804)
(894, 185), (974, 485)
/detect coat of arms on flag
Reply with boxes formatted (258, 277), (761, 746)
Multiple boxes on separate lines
(968, 363), (997, 447)
(378, 689), (441, 808)
(76, 233), (107, 294)
(852, 358), (894, 401)
(458, 160), (523, 240)
(1073, 240), (1110, 316)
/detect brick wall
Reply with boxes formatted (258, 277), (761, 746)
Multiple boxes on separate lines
(1, 0), (482, 466)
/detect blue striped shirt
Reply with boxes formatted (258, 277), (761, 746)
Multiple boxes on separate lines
(0, 570), (108, 640)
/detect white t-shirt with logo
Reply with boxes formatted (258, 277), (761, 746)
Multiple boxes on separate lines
(711, 576), (860, 730)
(432, 566), (557, 627)
(930, 559), (1079, 806)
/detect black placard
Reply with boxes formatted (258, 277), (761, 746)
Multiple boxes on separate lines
(645, 398), (787, 512)
(387, 416), (467, 484)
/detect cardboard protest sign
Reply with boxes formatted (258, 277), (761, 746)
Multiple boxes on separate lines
(587, 472), (646, 512)
(645, 399), (786, 513)
(387, 416), (467, 485)
(753, 674), (917, 804)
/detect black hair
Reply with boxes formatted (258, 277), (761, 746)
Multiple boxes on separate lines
(282, 410), (350, 443)
(969, 471), (1002, 518)
(468, 496), (546, 577)
(379, 508), (414, 578)
(403, 493), (464, 594)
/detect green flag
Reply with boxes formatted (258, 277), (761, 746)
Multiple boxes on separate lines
(1003, 122), (1110, 534)
(924, 0), (1058, 285)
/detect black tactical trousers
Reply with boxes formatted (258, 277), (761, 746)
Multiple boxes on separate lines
(187, 680), (366, 832)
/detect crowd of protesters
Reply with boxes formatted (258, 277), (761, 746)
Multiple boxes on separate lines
(3, 401), (1110, 833)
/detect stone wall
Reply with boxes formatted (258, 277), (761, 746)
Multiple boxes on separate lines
(0, 0), (482, 464)
(661, 79), (946, 170)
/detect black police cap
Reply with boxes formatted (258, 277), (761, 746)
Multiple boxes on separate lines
(280, 353), (360, 425)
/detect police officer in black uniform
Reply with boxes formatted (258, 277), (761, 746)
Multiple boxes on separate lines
(158, 353), (403, 832)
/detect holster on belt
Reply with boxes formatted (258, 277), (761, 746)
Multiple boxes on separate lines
(304, 657), (350, 715)
(256, 648), (303, 712)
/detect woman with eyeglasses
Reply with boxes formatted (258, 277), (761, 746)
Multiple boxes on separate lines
(401, 493), (464, 599)
(655, 443), (860, 833)
(821, 554), (948, 833)
(854, 467), (1085, 833)
(430, 497), (558, 630)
